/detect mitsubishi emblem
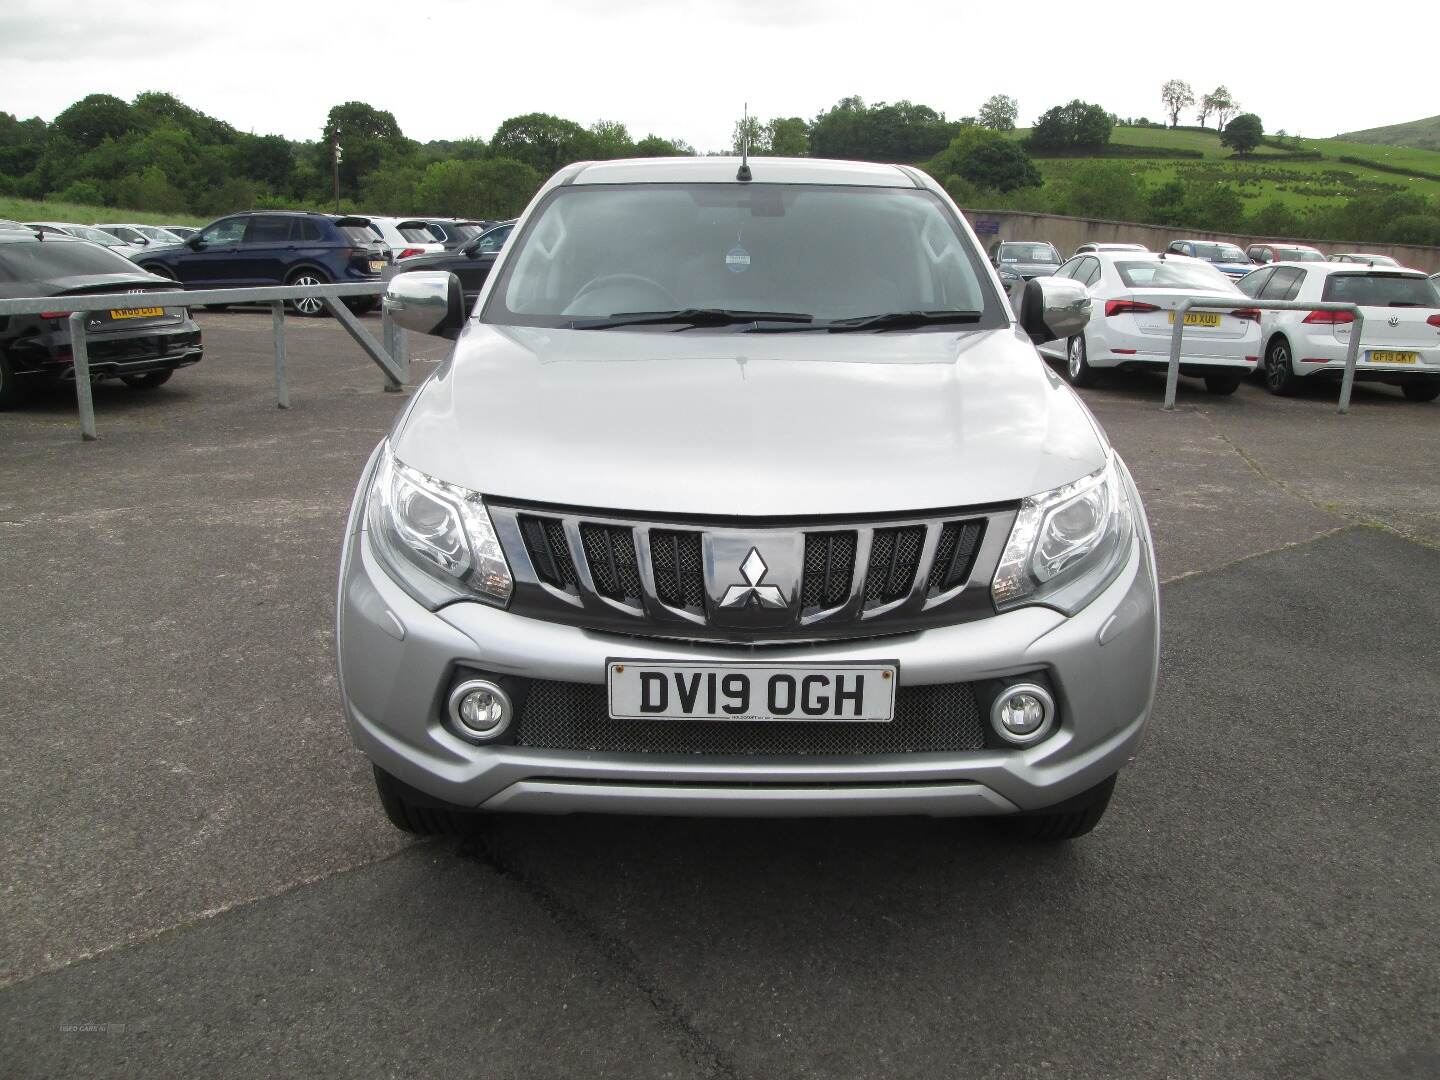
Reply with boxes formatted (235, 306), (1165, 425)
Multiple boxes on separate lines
(719, 548), (787, 609)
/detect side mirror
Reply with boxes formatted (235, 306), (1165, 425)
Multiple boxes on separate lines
(384, 270), (465, 340)
(187, 235), (204, 249)
(1018, 277), (1090, 345)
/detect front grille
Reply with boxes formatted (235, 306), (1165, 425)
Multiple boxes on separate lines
(514, 680), (985, 755)
(491, 501), (1009, 641)
(864, 526), (926, 603)
(579, 523), (642, 602)
(801, 531), (857, 608)
(651, 529), (704, 609)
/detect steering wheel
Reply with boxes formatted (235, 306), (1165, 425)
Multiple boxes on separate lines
(566, 273), (677, 314)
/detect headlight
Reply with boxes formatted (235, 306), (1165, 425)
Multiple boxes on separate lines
(991, 453), (1135, 614)
(365, 442), (512, 609)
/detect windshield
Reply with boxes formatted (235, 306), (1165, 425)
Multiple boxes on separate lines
(486, 183), (997, 330)
(1322, 273), (1438, 308)
(340, 225), (378, 245)
(398, 226), (438, 243)
(999, 242), (1059, 263)
(1115, 260), (1234, 290)
(1274, 247), (1324, 262)
(1191, 243), (1247, 262)
(134, 225), (180, 242)
(0, 240), (150, 283)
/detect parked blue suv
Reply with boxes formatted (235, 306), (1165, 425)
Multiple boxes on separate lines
(135, 211), (391, 315)
(1164, 239), (1254, 280)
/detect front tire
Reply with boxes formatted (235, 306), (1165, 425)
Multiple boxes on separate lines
(373, 766), (476, 835)
(1264, 337), (1300, 396)
(990, 774), (1117, 842)
(287, 270), (329, 317)
(1065, 333), (1099, 388)
(1204, 373), (1242, 395)
(1401, 381), (1440, 403)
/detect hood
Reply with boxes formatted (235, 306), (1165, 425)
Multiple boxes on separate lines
(391, 325), (1107, 517)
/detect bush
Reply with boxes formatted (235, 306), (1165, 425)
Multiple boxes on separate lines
(57, 180), (104, 205)
(928, 129), (1040, 193)
(1057, 162), (1144, 220)
(1026, 100), (1113, 151)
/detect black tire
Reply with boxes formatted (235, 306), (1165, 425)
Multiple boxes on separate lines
(286, 269), (330, 317)
(1264, 336), (1300, 396)
(1401, 381), (1440, 403)
(121, 370), (173, 390)
(203, 303), (230, 312)
(0, 351), (28, 409)
(372, 765), (476, 835)
(345, 296), (379, 315)
(990, 774), (1118, 842)
(1064, 333), (1099, 388)
(1204, 374), (1242, 395)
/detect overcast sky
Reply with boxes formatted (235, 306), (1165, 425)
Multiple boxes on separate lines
(1, 0), (1430, 151)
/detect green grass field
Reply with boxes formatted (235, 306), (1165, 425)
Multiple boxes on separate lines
(0, 197), (206, 228)
(1001, 126), (1440, 211)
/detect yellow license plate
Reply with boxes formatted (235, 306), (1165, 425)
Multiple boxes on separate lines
(369, 260), (385, 272)
(1167, 311), (1221, 327)
(1370, 350), (1418, 365)
(110, 306), (164, 319)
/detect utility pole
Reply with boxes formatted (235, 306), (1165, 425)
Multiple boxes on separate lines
(332, 138), (343, 214)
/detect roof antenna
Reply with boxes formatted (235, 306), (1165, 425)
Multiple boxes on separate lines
(736, 102), (752, 183)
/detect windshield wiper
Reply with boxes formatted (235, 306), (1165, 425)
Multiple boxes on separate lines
(568, 308), (813, 330)
(822, 309), (984, 332)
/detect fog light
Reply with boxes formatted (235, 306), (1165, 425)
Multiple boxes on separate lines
(990, 683), (1055, 746)
(447, 679), (512, 740)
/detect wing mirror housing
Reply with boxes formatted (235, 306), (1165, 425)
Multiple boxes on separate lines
(1018, 277), (1090, 345)
(383, 270), (466, 340)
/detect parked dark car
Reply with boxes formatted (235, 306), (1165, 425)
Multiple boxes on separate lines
(987, 240), (1062, 292)
(135, 211), (390, 315)
(0, 232), (202, 407)
(418, 219), (499, 250)
(385, 220), (514, 307)
(1164, 239), (1253, 279)
(1247, 242), (1325, 265)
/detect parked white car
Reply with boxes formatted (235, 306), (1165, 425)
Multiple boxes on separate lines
(1236, 262), (1440, 401)
(31, 222), (147, 259)
(1036, 251), (1261, 394)
(1073, 242), (1149, 256)
(93, 223), (185, 249)
(364, 217), (445, 260)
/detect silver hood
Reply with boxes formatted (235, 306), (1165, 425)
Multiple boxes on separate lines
(391, 324), (1107, 517)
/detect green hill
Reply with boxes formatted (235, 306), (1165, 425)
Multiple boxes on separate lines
(1337, 115), (1440, 152)
(994, 125), (1440, 212)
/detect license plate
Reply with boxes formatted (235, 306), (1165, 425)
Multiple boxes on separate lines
(606, 660), (897, 722)
(369, 260), (385, 272)
(1369, 350), (1418, 365)
(1167, 311), (1221, 327)
(109, 306), (164, 319)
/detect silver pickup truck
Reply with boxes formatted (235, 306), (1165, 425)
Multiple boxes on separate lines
(337, 156), (1159, 842)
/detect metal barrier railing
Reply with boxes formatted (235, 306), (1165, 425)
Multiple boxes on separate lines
(0, 281), (408, 441)
(1164, 298), (1365, 414)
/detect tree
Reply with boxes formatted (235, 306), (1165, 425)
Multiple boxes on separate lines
(588, 120), (633, 160)
(767, 117), (809, 156)
(1026, 100), (1113, 151)
(1206, 86), (1238, 130)
(413, 157), (542, 218)
(491, 113), (595, 174)
(929, 128), (1040, 193)
(52, 93), (131, 149)
(977, 94), (1019, 132)
(633, 135), (688, 156)
(234, 133), (294, 188)
(1160, 81), (1194, 129)
(1058, 161), (1142, 220)
(732, 113), (769, 156)
(319, 101), (408, 190)
(1221, 113), (1264, 156)
(809, 96), (962, 162)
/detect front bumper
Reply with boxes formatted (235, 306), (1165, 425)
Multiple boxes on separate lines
(336, 451), (1161, 818)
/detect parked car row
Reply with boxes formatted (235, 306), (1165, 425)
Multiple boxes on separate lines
(1024, 247), (1440, 402)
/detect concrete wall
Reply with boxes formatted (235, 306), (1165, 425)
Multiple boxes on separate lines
(961, 209), (1440, 275)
